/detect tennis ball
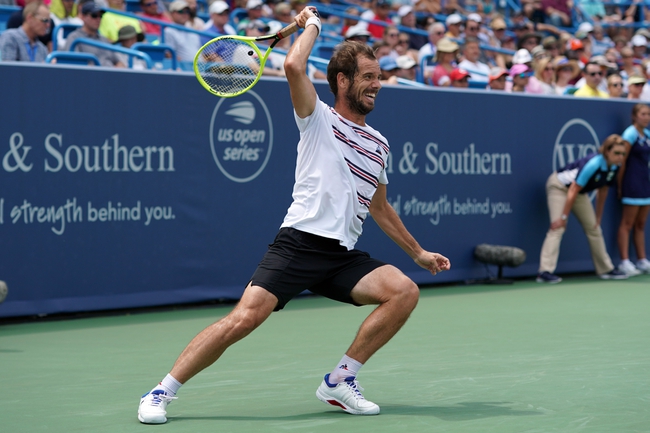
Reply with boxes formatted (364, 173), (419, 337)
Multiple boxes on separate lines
(0, 280), (7, 304)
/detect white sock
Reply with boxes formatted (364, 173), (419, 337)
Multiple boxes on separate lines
(156, 374), (182, 396)
(328, 355), (363, 384)
(621, 259), (633, 266)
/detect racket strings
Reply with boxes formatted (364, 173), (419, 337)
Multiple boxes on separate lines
(196, 38), (262, 96)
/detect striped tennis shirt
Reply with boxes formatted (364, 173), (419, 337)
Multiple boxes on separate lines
(282, 97), (390, 250)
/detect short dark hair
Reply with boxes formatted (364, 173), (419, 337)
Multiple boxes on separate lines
(327, 41), (376, 98)
(583, 61), (601, 73)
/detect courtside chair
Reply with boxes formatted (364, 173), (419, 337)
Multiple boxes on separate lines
(131, 42), (177, 70)
(45, 51), (101, 66)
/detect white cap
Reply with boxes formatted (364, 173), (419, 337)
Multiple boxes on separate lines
(246, 0), (263, 9)
(396, 55), (416, 69)
(209, 0), (229, 14)
(446, 13), (462, 26)
(397, 5), (413, 17)
(512, 48), (532, 64)
(345, 25), (371, 39)
(632, 34), (648, 47)
(467, 12), (482, 23)
(577, 22), (594, 33)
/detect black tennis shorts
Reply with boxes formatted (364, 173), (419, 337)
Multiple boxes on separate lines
(249, 227), (387, 311)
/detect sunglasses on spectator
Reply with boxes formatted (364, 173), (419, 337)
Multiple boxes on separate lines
(613, 151), (626, 156)
(387, 33), (399, 37)
(516, 72), (532, 79)
(466, 26), (479, 31)
(544, 67), (554, 72)
(89, 12), (104, 18)
(631, 82), (645, 86)
(609, 82), (623, 87)
(174, 8), (190, 13)
(398, 39), (409, 44)
(34, 16), (50, 23)
(587, 71), (602, 77)
(434, 31), (444, 35)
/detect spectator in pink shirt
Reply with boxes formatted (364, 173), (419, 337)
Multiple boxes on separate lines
(138, 0), (172, 37)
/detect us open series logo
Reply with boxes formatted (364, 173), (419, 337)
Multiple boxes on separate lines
(209, 90), (273, 183)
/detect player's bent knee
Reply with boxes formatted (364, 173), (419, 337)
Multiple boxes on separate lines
(400, 279), (420, 311)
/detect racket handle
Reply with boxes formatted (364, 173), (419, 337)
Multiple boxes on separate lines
(278, 22), (300, 39)
(277, 8), (319, 39)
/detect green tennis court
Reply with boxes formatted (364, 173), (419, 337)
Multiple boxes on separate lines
(2, 274), (649, 433)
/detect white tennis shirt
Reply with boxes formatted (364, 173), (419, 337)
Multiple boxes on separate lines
(281, 98), (390, 250)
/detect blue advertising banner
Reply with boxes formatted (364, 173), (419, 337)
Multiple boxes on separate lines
(0, 63), (642, 318)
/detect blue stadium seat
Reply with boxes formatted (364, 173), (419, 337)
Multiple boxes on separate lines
(51, 23), (81, 51)
(312, 41), (339, 61)
(45, 51), (101, 66)
(125, 0), (142, 13)
(229, 8), (249, 27)
(467, 80), (488, 89)
(0, 5), (20, 32)
(131, 42), (177, 70)
(418, 53), (436, 84)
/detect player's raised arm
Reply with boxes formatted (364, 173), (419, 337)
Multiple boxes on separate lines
(284, 7), (321, 118)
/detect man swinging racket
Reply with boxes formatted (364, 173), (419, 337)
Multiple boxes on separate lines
(138, 6), (451, 424)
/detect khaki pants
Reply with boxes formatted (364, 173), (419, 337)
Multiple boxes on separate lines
(539, 173), (614, 275)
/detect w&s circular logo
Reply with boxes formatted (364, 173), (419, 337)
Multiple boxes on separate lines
(553, 118), (599, 171)
(209, 90), (273, 183)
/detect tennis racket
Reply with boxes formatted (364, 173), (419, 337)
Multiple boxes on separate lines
(194, 13), (317, 98)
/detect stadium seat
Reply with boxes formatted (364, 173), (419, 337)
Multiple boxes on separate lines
(468, 80), (488, 89)
(312, 41), (339, 61)
(418, 54), (436, 85)
(51, 23), (81, 51)
(125, 0), (142, 13)
(45, 51), (101, 66)
(131, 42), (177, 70)
(0, 5), (20, 32)
(229, 8), (249, 27)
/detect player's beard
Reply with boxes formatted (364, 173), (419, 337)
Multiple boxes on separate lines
(345, 81), (374, 116)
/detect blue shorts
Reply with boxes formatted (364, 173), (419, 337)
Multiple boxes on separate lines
(249, 227), (386, 311)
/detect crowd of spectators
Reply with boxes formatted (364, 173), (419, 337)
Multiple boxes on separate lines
(2, 0), (650, 101)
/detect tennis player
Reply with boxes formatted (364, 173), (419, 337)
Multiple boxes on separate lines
(138, 6), (450, 424)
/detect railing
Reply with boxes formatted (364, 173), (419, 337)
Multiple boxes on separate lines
(68, 37), (154, 68)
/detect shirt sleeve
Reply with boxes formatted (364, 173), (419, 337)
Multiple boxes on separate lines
(294, 96), (324, 132)
(575, 155), (601, 187)
(0, 32), (19, 61)
(622, 126), (638, 146)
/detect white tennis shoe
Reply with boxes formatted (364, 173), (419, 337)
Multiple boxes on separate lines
(316, 374), (380, 415)
(636, 258), (650, 274)
(619, 260), (641, 277)
(138, 389), (177, 424)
